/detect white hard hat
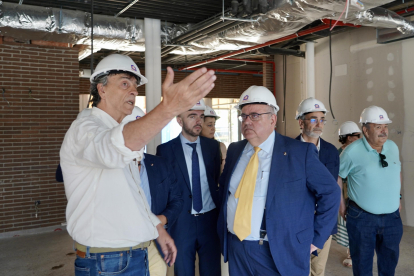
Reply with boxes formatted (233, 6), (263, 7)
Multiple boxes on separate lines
(90, 54), (148, 86)
(235, 86), (279, 112)
(204, 105), (220, 119)
(124, 106), (146, 122)
(295, 97), (328, 120)
(360, 106), (392, 124)
(190, 99), (206, 111)
(339, 121), (361, 136)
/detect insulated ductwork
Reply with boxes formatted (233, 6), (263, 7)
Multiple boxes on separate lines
(170, 0), (414, 55)
(355, 7), (414, 34)
(1, 0), (413, 58)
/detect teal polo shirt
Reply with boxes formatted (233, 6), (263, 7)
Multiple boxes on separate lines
(339, 136), (401, 214)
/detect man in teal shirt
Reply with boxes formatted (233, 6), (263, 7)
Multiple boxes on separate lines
(338, 106), (402, 276)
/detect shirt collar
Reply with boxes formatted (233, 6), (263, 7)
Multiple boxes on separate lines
(244, 130), (275, 155)
(300, 134), (320, 152)
(91, 107), (120, 128)
(180, 133), (200, 146)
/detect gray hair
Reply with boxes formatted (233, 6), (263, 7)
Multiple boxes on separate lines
(88, 71), (140, 107)
(362, 123), (370, 130)
(89, 75), (109, 107)
(298, 114), (306, 121)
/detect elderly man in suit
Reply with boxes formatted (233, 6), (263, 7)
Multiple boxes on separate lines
(217, 86), (340, 276)
(156, 99), (222, 276)
(295, 97), (340, 276)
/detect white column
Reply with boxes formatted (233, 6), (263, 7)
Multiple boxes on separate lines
(306, 42), (315, 98)
(144, 18), (162, 154)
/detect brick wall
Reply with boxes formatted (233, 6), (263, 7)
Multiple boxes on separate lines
(0, 43), (79, 233)
(79, 67), (262, 99)
(263, 56), (275, 93)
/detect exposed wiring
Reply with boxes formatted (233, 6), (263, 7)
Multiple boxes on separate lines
(330, 0), (349, 31)
(329, 21), (336, 120)
(345, 0), (350, 19)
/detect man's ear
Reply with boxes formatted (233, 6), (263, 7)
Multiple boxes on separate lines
(176, 116), (183, 127)
(298, 119), (304, 130)
(362, 126), (369, 138)
(97, 83), (106, 100)
(271, 114), (277, 126)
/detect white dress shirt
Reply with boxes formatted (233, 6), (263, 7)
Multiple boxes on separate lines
(60, 107), (160, 248)
(180, 134), (216, 214)
(300, 134), (320, 152)
(227, 131), (275, 241)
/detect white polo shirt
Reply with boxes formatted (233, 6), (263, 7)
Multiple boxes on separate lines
(60, 107), (160, 248)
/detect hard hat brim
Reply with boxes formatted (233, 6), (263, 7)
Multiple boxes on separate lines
(90, 69), (148, 86)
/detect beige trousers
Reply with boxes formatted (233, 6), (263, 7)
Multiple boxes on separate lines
(148, 240), (167, 276)
(309, 235), (332, 276)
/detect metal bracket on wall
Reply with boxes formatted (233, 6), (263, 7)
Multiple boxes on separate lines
(29, 89), (40, 101)
(2, 88), (11, 107)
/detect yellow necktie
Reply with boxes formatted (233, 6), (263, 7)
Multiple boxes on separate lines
(233, 146), (261, 241)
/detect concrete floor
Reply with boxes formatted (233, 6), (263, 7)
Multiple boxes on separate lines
(0, 226), (413, 276)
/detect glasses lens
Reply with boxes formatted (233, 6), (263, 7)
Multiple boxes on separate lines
(250, 113), (260, 121)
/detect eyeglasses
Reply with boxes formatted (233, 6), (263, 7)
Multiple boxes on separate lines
(238, 112), (272, 122)
(302, 119), (327, 125)
(379, 153), (388, 168)
(349, 134), (361, 138)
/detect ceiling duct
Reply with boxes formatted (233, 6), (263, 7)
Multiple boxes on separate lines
(1, 0), (413, 59)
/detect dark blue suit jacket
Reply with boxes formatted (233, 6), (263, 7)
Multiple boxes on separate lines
(143, 154), (183, 228)
(217, 131), (340, 276)
(295, 136), (340, 235)
(156, 135), (221, 242)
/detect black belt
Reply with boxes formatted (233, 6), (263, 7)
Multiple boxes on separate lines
(191, 209), (214, 217)
(348, 200), (374, 215)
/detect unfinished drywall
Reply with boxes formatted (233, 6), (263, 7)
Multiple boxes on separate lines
(275, 26), (413, 226)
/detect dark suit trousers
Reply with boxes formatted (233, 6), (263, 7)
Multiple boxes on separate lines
(228, 233), (281, 276)
(174, 209), (221, 276)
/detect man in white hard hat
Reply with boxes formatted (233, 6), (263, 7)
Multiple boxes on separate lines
(156, 99), (222, 276)
(217, 86), (340, 276)
(338, 106), (402, 276)
(333, 121), (361, 268)
(295, 97), (340, 276)
(60, 54), (216, 275)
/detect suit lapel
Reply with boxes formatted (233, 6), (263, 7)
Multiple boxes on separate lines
(172, 136), (191, 191)
(266, 131), (288, 209)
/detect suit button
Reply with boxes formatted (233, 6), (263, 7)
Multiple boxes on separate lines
(189, 195), (192, 198)
(188, 210), (191, 214)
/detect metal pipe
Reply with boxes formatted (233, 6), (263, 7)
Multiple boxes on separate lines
(115, 0), (140, 18)
(396, 6), (414, 15)
(220, 16), (259, 22)
(306, 42), (315, 98)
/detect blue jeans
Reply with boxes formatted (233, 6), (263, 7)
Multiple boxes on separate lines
(346, 205), (403, 276)
(74, 247), (149, 276)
